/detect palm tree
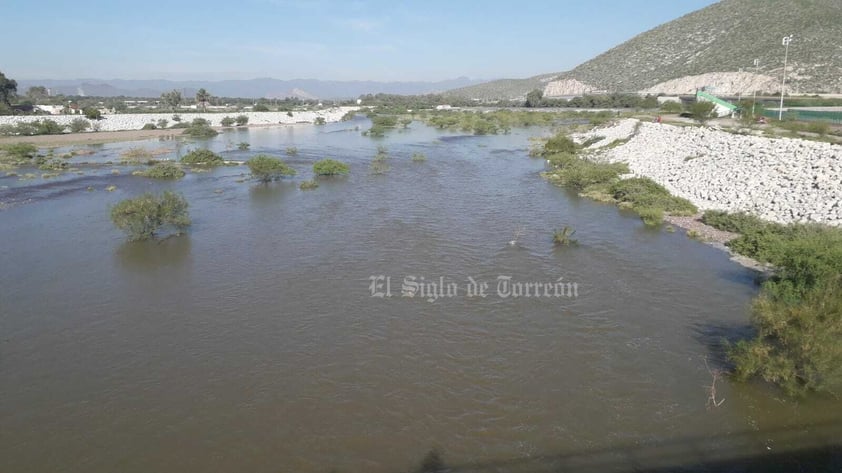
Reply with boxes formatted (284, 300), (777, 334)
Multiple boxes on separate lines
(195, 88), (211, 112)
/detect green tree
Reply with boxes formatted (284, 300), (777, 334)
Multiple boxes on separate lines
(26, 86), (49, 103)
(220, 116), (235, 127)
(83, 107), (102, 120)
(195, 88), (210, 112)
(0, 71), (18, 112)
(69, 118), (91, 133)
(689, 101), (716, 123)
(247, 155), (296, 182)
(525, 89), (544, 108)
(235, 115), (249, 126)
(161, 90), (183, 111)
(110, 191), (191, 241)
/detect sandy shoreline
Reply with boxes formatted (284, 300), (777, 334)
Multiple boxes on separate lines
(0, 128), (186, 146)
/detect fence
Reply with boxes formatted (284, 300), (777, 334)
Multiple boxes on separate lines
(762, 109), (842, 124)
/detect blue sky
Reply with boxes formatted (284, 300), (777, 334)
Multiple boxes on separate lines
(3, 0), (718, 81)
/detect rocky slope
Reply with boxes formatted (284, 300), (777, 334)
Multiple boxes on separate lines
(573, 119), (842, 226)
(639, 71), (779, 96)
(556, 0), (842, 95)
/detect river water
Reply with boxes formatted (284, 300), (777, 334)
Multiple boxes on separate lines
(1, 119), (840, 472)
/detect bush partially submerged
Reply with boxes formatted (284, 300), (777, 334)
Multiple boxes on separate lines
(730, 276), (842, 397)
(544, 153), (628, 191)
(181, 149), (224, 166)
(552, 226), (577, 246)
(110, 191), (191, 241)
(702, 210), (842, 396)
(543, 134), (578, 155)
(247, 154), (296, 182)
(182, 119), (219, 138)
(138, 162), (185, 180)
(313, 158), (349, 176)
(0, 143), (38, 166)
(299, 179), (319, 190)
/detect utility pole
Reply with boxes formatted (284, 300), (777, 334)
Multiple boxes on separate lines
(779, 35), (794, 120)
(752, 58), (759, 118)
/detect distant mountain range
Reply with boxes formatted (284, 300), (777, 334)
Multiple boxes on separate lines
(16, 77), (487, 100)
(449, 0), (842, 99)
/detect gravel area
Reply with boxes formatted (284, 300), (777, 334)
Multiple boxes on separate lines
(576, 119), (842, 226)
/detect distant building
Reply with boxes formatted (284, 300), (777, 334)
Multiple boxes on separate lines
(35, 105), (64, 115)
(435, 105), (452, 110)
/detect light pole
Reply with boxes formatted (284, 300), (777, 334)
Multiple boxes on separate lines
(779, 35), (794, 120)
(751, 58), (759, 118)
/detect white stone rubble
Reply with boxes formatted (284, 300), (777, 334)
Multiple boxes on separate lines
(0, 107), (357, 132)
(576, 119), (842, 226)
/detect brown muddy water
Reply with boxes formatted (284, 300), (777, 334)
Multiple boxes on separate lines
(1, 119), (840, 473)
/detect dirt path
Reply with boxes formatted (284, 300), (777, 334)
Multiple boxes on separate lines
(0, 129), (185, 147)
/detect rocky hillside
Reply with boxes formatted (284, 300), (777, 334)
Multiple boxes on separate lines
(445, 73), (561, 101)
(451, 0), (842, 99)
(555, 0), (842, 95)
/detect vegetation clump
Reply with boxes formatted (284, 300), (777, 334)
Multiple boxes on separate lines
(609, 177), (697, 224)
(0, 119), (65, 136)
(552, 226), (578, 246)
(411, 152), (427, 162)
(313, 159), (349, 176)
(69, 118), (91, 133)
(110, 191), (191, 241)
(701, 210), (842, 396)
(543, 151), (628, 191)
(364, 114), (398, 137)
(247, 154), (296, 182)
(285, 147), (298, 156)
(220, 116), (235, 127)
(0, 143), (38, 166)
(540, 130), (695, 226)
(689, 101), (716, 124)
(299, 179), (319, 190)
(121, 147), (154, 164)
(138, 162), (185, 180)
(181, 148), (225, 166)
(182, 118), (219, 138)
(542, 134), (578, 156)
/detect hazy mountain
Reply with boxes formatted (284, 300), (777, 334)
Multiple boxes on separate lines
(450, 0), (842, 99)
(16, 77), (487, 100)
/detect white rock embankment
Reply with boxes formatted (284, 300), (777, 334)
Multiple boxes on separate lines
(0, 107), (357, 132)
(575, 119), (842, 226)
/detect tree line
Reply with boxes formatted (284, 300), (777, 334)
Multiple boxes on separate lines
(526, 89), (660, 109)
